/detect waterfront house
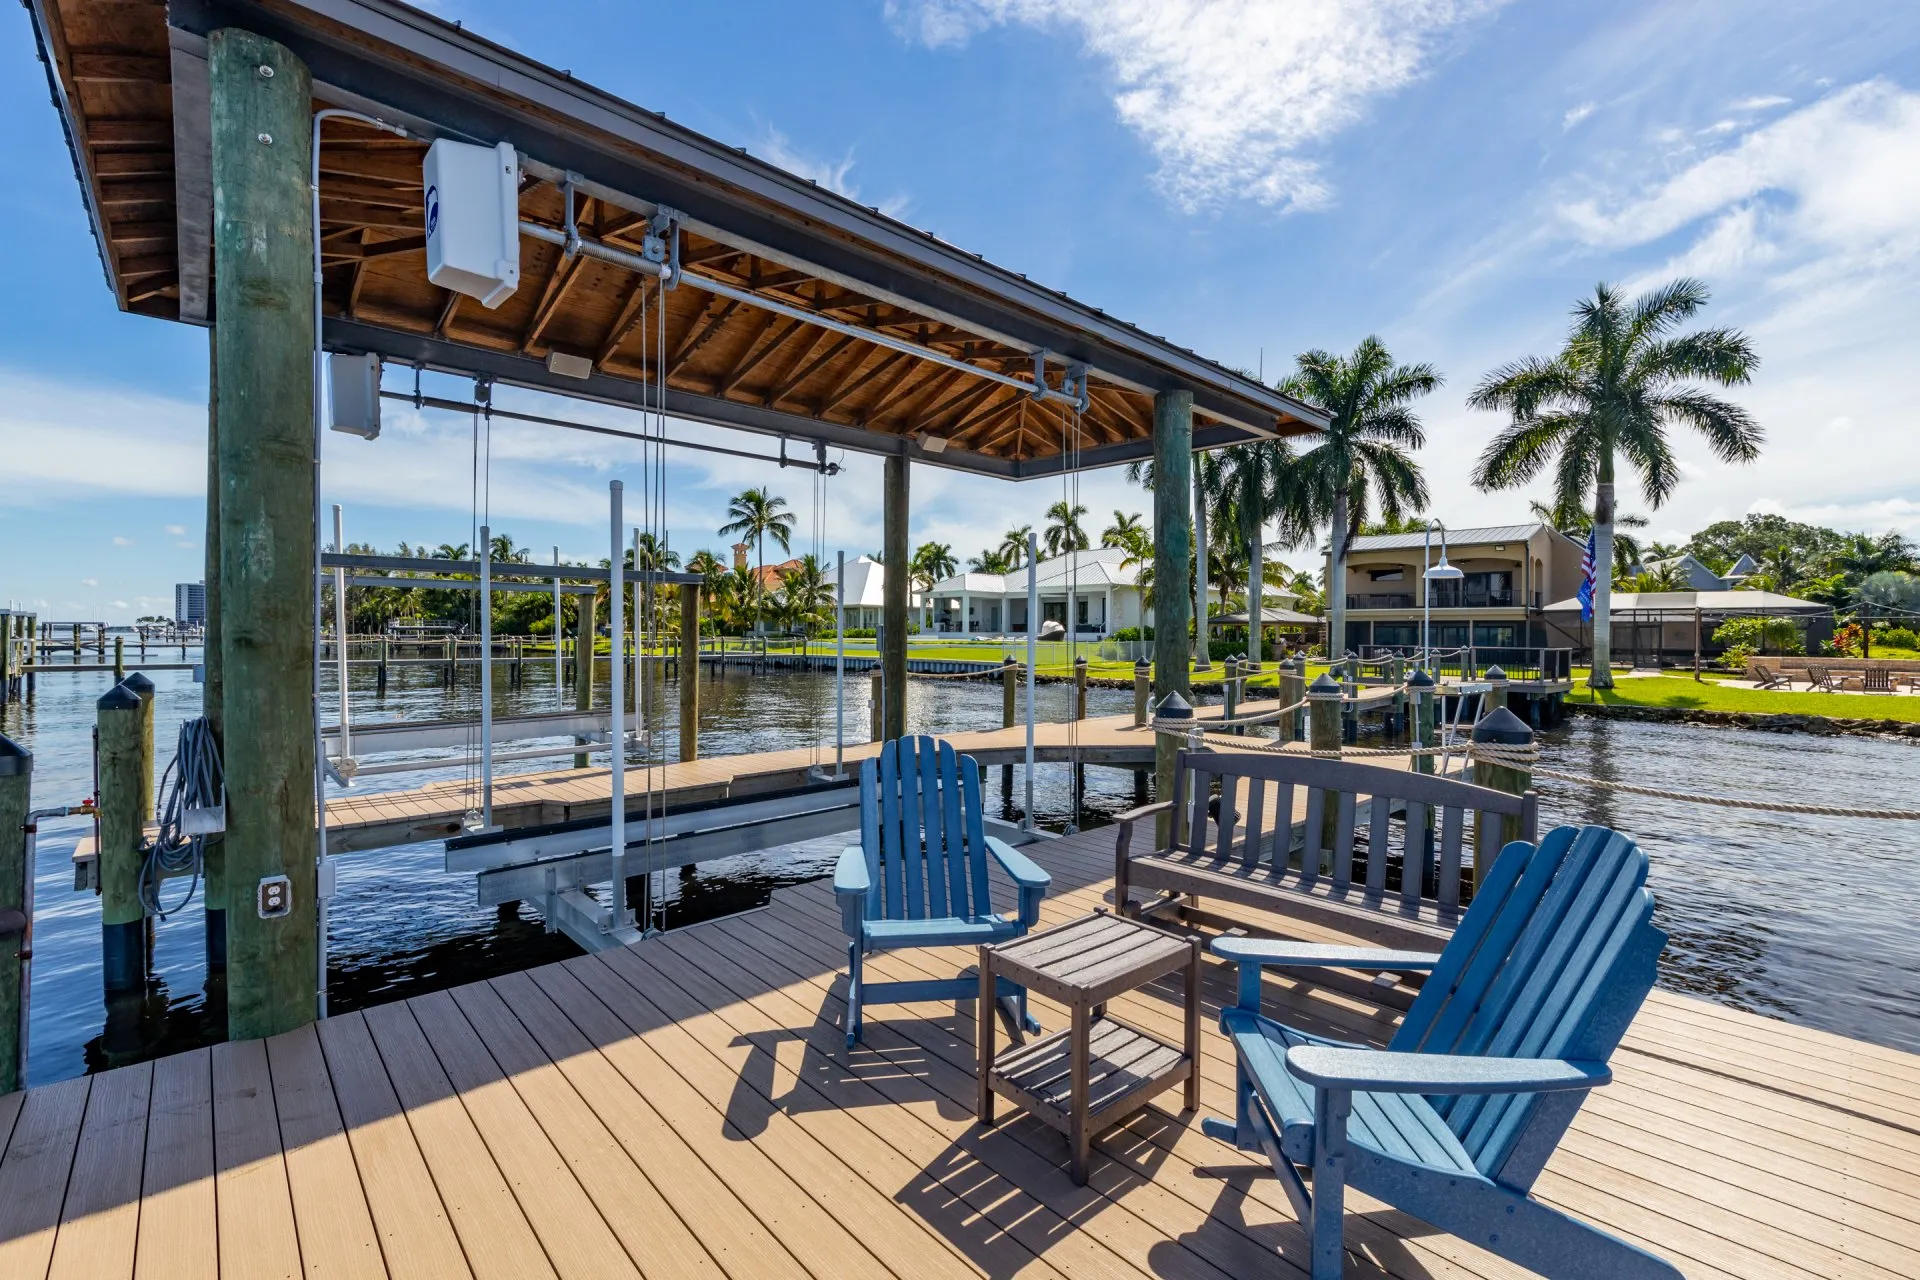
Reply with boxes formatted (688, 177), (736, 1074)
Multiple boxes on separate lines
(924, 548), (1148, 637)
(1334, 521), (1585, 654)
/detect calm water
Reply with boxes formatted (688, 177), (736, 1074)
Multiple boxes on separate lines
(3, 658), (1917, 1084)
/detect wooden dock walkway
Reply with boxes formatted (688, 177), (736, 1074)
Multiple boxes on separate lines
(5, 824), (1915, 1279)
(325, 704), (1402, 854)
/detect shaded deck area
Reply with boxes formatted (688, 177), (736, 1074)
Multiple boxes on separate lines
(4, 826), (1914, 1279)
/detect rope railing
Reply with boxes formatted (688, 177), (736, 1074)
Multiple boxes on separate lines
(1146, 719), (1920, 819)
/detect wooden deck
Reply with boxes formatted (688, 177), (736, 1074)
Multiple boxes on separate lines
(6, 825), (1917, 1279)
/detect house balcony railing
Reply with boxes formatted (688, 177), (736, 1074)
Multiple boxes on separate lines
(1346, 593), (1414, 610)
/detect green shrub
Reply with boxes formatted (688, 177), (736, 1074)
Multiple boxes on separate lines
(1108, 626), (1144, 642)
(1711, 615), (1803, 656)
(1875, 624), (1918, 650)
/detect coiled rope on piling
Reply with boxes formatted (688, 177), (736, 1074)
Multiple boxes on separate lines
(141, 716), (225, 918)
(1148, 719), (1920, 819)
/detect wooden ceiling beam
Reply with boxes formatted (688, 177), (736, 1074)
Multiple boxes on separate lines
(669, 298), (741, 368)
(946, 389), (1022, 444)
(91, 151), (171, 178)
(719, 317), (812, 396)
(876, 366), (964, 428)
(595, 278), (652, 368)
(762, 332), (853, 407)
(846, 356), (931, 423)
(949, 397), (1024, 450)
(711, 312), (788, 395)
(976, 403), (1029, 457)
(916, 378), (1001, 434)
(96, 180), (173, 208)
(87, 119), (172, 148)
(345, 229), (372, 320)
(814, 348), (897, 416)
(434, 289), (462, 339)
(69, 52), (168, 83)
(320, 234), (425, 262)
(519, 248), (590, 354)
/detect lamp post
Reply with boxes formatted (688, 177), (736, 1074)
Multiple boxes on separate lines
(1423, 519), (1463, 673)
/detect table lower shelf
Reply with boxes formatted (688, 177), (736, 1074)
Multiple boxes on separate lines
(987, 1016), (1191, 1135)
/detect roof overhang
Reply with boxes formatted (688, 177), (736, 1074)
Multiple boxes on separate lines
(28, 0), (1329, 478)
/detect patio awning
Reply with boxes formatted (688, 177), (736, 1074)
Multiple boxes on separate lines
(27, 0), (1329, 478)
(1540, 590), (1828, 615)
(1210, 606), (1321, 627)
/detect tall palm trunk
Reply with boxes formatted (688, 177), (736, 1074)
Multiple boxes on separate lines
(1193, 468), (1210, 669)
(1590, 461), (1616, 690)
(1327, 487), (1350, 659)
(1247, 523), (1264, 666)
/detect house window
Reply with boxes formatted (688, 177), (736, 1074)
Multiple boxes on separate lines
(1368, 568), (1405, 582)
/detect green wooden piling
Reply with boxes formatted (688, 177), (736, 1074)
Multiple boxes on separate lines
(870, 667), (884, 743)
(120, 672), (157, 823)
(1073, 656), (1088, 721)
(1484, 664), (1509, 711)
(376, 635), (389, 697)
(679, 584), (700, 764)
(1150, 389), (1193, 830)
(1002, 658), (1018, 729)
(202, 329), (226, 967)
(1470, 707), (1534, 885)
(1278, 657), (1306, 744)
(1, 613), (12, 702)
(0, 735), (30, 1093)
(1409, 668), (1436, 777)
(211, 28), (318, 1039)
(1307, 673), (1344, 864)
(881, 454), (909, 742)
(115, 636), (126, 679)
(1132, 659), (1150, 727)
(1222, 656), (1240, 730)
(96, 684), (148, 995)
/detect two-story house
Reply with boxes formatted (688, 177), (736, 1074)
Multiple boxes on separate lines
(1334, 522), (1586, 654)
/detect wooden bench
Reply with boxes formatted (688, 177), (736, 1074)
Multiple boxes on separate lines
(1113, 749), (1538, 952)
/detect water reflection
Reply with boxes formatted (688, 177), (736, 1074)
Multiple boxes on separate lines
(7, 660), (1920, 1085)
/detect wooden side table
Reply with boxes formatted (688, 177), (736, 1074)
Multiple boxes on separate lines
(976, 908), (1201, 1185)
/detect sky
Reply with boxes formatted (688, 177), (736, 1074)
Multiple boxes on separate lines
(3, 0), (1918, 622)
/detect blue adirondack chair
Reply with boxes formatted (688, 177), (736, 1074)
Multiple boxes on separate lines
(835, 736), (1052, 1048)
(1206, 824), (1681, 1280)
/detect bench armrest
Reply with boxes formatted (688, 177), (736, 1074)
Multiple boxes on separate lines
(1212, 937), (1443, 1012)
(834, 846), (870, 938)
(1113, 799), (1173, 860)
(985, 836), (1050, 927)
(1285, 1046), (1611, 1095)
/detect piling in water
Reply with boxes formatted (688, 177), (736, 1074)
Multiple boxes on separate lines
(96, 684), (149, 994)
(0, 734), (31, 1092)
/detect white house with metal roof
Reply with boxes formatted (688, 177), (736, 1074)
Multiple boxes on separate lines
(924, 548), (1148, 637)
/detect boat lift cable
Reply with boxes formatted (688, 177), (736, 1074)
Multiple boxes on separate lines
(379, 391), (841, 475)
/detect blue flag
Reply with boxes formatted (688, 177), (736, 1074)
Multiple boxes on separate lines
(1578, 530), (1597, 622)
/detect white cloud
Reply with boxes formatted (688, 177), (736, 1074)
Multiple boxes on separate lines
(887, 0), (1505, 211)
(165, 524), (186, 536)
(753, 129), (912, 221)
(1729, 94), (1791, 112)
(81, 578), (97, 587)
(1563, 102), (1595, 130)
(112, 535), (134, 546)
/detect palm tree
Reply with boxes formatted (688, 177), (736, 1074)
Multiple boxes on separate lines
(776, 555), (837, 644)
(1528, 499), (1652, 578)
(1280, 337), (1435, 660)
(998, 525), (1035, 569)
(1101, 511), (1148, 558)
(712, 566), (765, 635)
(1832, 531), (1916, 582)
(909, 541), (957, 629)
(1212, 440), (1312, 663)
(487, 531), (530, 564)
(1042, 501), (1089, 557)
(970, 548), (1014, 574)
(716, 487), (797, 583)
(433, 542), (469, 560)
(1470, 279), (1760, 687)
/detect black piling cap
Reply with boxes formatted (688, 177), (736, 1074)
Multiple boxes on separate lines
(1406, 667), (1436, 688)
(1472, 706), (1534, 744)
(0, 734), (30, 777)
(1156, 691), (1193, 719)
(121, 671), (156, 699)
(97, 684), (141, 712)
(1134, 658), (1150, 670)
(1483, 664), (1508, 683)
(1308, 672), (1343, 696)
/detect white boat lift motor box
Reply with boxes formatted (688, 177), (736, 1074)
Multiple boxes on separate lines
(423, 139), (521, 308)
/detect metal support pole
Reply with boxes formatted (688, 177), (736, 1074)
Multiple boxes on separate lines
(554, 547), (564, 706)
(835, 551), (845, 776)
(882, 453), (910, 742)
(479, 524), (494, 826)
(573, 582), (593, 768)
(607, 483), (627, 930)
(1024, 532), (1039, 831)
(333, 506), (350, 764)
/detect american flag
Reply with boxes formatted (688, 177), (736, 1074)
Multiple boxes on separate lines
(1578, 530), (1597, 621)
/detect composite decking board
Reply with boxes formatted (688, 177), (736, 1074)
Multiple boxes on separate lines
(518, 960), (929, 1280)
(0, 1074), (90, 1280)
(581, 944), (1075, 1280)
(133, 1049), (217, 1280)
(314, 1012), (475, 1280)
(772, 862), (1879, 1280)
(477, 970), (814, 1280)
(726, 892), (1501, 1280)
(358, 1002), (560, 1280)
(9, 826), (1920, 1279)
(431, 986), (727, 1280)
(608, 932), (1143, 1280)
(263, 1024), (388, 1280)
(399, 991), (646, 1280)
(47, 1059), (150, 1280)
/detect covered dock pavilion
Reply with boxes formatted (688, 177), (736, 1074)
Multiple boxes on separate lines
(26, 0), (1325, 1038)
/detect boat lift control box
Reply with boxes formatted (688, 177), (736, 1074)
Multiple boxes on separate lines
(423, 139), (521, 308)
(328, 351), (382, 439)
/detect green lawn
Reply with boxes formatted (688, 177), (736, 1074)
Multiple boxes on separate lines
(1568, 675), (1920, 722)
